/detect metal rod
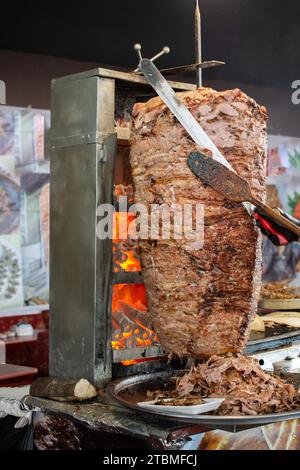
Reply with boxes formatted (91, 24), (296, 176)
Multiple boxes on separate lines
(134, 43), (142, 61)
(195, 0), (202, 87)
(133, 43), (143, 72)
(150, 46), (170, 63)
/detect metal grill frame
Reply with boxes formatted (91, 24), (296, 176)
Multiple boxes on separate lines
(49, 67), (195, 386)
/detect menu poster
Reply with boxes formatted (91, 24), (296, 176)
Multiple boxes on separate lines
(0, 234), (24, 309)
(20, 175), (49, 301)
(268, 135), (300, 176)
(0, 109), (16, 156)
(0, 105), (50, 313)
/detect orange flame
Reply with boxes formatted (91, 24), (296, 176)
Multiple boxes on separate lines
(111, 284), (158, 351)
(113, 213), (141, 272)
(120, 248), (141, 272)
(112, 284), (147, 313)
(120, 358), (158, 366)
(112, 186), (156, 359)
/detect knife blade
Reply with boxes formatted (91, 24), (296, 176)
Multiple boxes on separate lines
(188, 151), (300, 238)
(139, 58), (252, 215)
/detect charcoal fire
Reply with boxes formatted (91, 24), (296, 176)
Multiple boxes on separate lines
(111, 284), (159, 350)
(113, 186), (141, 273)
(112, 184), (159, 354)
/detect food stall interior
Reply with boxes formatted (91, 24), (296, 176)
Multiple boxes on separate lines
(1, 0), (300, 452)
(24, 65), (300, 450)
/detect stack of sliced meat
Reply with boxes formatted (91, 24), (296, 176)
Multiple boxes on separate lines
(150, 355), (300, 416)
(130, 87), (268, 358)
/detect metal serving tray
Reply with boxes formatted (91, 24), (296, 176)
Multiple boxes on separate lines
(108, 370), (300, 427)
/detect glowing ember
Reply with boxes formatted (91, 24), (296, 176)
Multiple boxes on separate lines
(120, 358), (159, 366)
(113, 213), (141, 272)
(111, 284), (159, 350)
(112, 284), (147, 313)
(114, 184), (134, 205)
(113, 212), (136, 241)
(111, 185), (159, 356)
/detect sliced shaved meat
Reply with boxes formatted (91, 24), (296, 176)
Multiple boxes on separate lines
(241, 404), (258, 416)
(130, 87), (267, 358)
(149, 354), (300, 416)
(176, 369), (195, 396)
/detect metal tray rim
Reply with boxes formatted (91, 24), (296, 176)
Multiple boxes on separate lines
(108, 370), (300, 426)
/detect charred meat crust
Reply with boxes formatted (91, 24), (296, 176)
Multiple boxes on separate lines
(130, 87), (268, 359)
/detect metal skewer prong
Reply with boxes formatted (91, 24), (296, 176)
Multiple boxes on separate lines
(133, 44), (170, 72)
(150, 46), (170, 63)
(134, 43), (142, 61)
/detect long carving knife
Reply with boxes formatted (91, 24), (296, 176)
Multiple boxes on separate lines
(138, 58), (252, 215)
(188, 151), (300, 239)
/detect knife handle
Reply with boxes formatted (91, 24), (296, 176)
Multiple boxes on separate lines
(251, 198), (300, 238)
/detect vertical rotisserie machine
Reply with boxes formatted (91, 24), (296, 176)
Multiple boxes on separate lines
(49, 67), (196, 386)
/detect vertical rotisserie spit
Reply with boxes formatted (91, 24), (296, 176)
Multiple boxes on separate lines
(130, 87), (268, 358)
